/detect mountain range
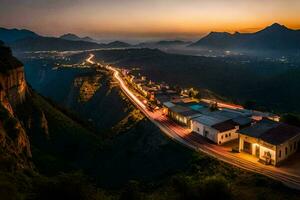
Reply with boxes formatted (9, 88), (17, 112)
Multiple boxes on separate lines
(0, 28), (131, 51)
(60, 33), (97, 43)
(2, 23), (300, 53)
(190, 23), (300, 51)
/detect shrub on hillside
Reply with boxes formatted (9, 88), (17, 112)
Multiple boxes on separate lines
(201, 175), (232, 200)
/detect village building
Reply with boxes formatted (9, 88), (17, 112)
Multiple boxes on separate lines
(167, 105), (202, 127)
(192, 115), (240, 144)
(238, 119), (300, 166)
(191, 109), (252, 144)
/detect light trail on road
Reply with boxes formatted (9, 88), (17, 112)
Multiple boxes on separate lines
(109, 67), (146, 109)
(86, 54), (95, 64)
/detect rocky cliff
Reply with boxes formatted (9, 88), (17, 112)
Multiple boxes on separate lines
(0, 41), (31, 170)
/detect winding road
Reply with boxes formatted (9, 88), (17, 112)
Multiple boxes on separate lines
(90, 54), (300, 190)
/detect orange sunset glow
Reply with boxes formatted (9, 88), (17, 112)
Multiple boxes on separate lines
(1, 0), (300, 40)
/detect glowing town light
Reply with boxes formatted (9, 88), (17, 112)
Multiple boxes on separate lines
(109, 67), (146, 109)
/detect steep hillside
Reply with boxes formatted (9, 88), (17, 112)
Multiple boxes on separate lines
(16, 51), (194, 186)
(0, 41), (31, 171)
(0, 41), (105, 197)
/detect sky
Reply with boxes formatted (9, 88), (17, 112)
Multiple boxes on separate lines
(0, 0), (300, 42)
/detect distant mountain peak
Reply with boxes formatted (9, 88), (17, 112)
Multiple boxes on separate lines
(60, 33), (96, 43)
(60, 33), (81, 40)
(106, 40), (131, 47)
(82, 36), (93, 40)
(270, 22), (285, 28)
(261, 23), (290, 33)
(208, 31), (231, 36)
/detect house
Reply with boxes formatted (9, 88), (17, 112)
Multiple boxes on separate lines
(191, 109), (252, 144)
(168, 105), (202, 127)
(238, 119), (300, 166)
(192, 115), (239, 144)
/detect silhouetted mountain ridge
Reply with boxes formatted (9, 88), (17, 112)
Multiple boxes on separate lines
(60, 33), (96, 43)
(0, 27), (132, 51)
(0, 27), (39, 43)
(190, 23), (300, 51)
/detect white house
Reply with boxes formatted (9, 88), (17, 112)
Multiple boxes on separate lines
(192, 115), (239, 145)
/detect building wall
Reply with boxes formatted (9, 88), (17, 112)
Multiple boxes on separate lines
(168, 110), (188, 126)
(217, 128), (239, 145)
(258, 144), (276, 165)
(192, 121), (218, 142)
(276, 135), (300, 164)
(192, 121), (238, 144)
(239, 134), (276, 165)
(239, 135), (259, 154)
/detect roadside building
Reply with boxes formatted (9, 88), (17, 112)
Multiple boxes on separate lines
(168, 105), (202, 127)
(191, 109), (252, 144)
(238, 119), (300, 166)
(192, 115), (239, 144)
(162, 101), (175, 115)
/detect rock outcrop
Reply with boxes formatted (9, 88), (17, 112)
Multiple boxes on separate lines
(73, 74), (102, 102)
(0, 41), (31, 170)
(0, 67), (27, 112)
